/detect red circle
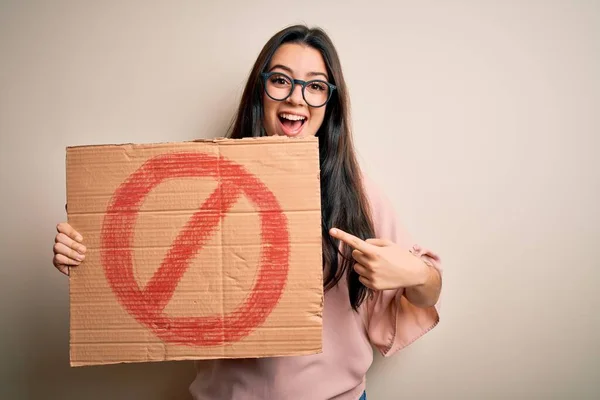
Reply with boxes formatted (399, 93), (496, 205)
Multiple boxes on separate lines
(100, 152), (290, 346)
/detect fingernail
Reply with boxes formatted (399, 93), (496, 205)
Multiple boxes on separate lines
(76, 235), (83, 242)
(330, 229), (337, 235)
(79, 246), (87, 254)
(76, 254), (85, 261)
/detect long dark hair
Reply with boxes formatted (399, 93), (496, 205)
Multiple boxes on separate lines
(228, 25), (375, 310)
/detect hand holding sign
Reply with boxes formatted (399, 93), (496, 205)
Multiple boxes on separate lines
(329, 228), (429, 291)
(53, 222), (87, 275)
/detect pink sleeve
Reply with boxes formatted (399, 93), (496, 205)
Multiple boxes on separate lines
(362, 177), (442, 357)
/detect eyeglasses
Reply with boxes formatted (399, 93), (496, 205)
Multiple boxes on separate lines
(261, 72), (337, 108)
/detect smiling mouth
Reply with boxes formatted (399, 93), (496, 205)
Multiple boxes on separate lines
(278, 113), (306, 136)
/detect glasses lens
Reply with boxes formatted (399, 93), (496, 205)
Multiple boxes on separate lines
(304, 81), (330, 107)
(265, 73), (292, 100)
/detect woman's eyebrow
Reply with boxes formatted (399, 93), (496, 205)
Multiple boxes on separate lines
(307, 71), (329, 79)
(269, 64), (329, 80)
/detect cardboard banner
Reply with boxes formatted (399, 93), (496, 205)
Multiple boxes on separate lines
(66, 136), (323, 366)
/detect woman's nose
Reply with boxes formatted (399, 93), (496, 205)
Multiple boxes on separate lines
(286, 84), (306, 106)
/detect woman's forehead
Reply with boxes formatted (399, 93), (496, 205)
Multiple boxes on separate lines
(269, 43), (328, 78)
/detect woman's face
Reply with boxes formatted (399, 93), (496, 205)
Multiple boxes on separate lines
(262, 43), (329, 138)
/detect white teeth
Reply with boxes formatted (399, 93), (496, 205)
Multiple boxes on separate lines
(279, 113), (306, 121)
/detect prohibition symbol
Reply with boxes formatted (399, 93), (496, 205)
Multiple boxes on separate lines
(100, 152), (290, 346)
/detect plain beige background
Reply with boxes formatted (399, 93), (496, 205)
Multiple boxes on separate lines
(1, 0), (598, 399)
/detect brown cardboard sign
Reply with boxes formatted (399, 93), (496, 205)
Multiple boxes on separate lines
(66, 136), (323, 367)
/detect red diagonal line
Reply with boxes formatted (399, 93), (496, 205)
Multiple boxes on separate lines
(142, 177), (242, 312)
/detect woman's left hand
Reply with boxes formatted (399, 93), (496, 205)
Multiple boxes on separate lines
(329, 228), (429, 291)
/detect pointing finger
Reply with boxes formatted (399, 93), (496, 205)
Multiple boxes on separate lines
(329, 228), (375, 255)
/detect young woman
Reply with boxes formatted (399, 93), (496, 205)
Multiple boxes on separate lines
(52, 25), (442, 400)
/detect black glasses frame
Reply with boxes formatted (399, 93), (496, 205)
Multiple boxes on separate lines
(261, 71), (337, 108)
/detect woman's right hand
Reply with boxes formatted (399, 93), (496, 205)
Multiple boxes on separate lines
(53, 222), (87, 275)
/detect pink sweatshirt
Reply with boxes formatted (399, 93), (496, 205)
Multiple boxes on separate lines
(189, 177), (442, 400)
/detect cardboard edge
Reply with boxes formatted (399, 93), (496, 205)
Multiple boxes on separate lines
(65, 136), (318, 150)
(69, 347), (324, 368)
(65, 149), (75, 367)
